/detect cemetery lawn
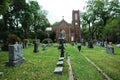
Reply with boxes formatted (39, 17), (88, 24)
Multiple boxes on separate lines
(0, 43), (120, 80)
(0, 45), (69, 80)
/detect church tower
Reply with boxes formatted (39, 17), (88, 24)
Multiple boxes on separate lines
(72, 10), (81, 42)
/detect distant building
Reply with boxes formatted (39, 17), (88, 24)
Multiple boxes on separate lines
(52, 10), (81, 42)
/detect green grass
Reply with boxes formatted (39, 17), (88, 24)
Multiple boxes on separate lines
(66, 44), (104, 80)
(0, 43), (120, 80)
(80, 45), (120, 80)
(0, 45), (69, 80)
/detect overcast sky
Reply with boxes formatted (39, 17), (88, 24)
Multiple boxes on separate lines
(36, 0), (88, 24)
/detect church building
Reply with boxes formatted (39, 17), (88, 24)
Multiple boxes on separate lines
(52, 10), (81, 42)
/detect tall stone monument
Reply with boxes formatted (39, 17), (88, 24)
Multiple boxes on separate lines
(59, 30), (65, 57)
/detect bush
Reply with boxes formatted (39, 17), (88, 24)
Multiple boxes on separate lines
(42, 38), (53, 44)
(1, 34), (21, 51)
(8, 34), (21, 44)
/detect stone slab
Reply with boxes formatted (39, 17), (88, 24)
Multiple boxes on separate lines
(57, 61), (64, 66)
(59, 57), (64, 61)
(54, 67), (63, 74)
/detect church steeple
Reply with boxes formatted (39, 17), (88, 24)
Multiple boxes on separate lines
(72, 10), (81, 42)
(72, 10), (80, 27)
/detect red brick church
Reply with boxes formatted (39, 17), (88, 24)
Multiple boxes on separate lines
(52, 10), (81, 42)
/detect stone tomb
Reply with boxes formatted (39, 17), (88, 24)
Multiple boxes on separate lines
(6, 43), (25, 66)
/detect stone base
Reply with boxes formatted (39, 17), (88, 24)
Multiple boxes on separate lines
(6, 58), (25, 66)
(54, 67), (63, 74)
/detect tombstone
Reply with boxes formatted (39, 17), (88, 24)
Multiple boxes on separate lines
(59, 30), (65, 57)
(88, 40), (93, 48)
(33, 40), (39, 53)
(54, 67), (63, 74)
(6, 43), (25, 66)
(116, 44), (120, 48)
(23, 42), (28, 48)
(77, 45), (81, 52)
(81, 38), (86, 46)
(42, 44), (46, 50)
(106, 42), (114, 54)
(106, 45), (114, 54)
(104, 41), (107, 48)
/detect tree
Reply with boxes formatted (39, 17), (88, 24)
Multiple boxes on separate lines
(0, 0), (9, 15)
(81, 0), (120, 44)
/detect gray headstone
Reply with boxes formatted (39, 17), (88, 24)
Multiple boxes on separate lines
(106, 45), (114, 54)
(42, 44), (46, 50)
(54, 67), (63, 74)
(33, 40), (39, 53)
(6, 43), (25, 66)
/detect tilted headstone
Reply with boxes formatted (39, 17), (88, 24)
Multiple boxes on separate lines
(6, 43), (25, 66)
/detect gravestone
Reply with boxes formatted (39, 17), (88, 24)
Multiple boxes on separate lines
(104, 41), (107, 48)
(54, 67), (63, 74)
(42, 44), (46, 50)
(33, 40), (39, 53)
(77, 45), (81, 52)
(88, 40), (93, 48)
(116, 44), (120, 48)
(106, 45), (114, 54)
(59, 30), (65, 57)
(6, 43), (25, 66)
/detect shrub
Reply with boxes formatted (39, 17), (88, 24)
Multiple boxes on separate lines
(8, 34), (21, 44)
(23, 39), (29, 43)
(42, 38), (53, 44)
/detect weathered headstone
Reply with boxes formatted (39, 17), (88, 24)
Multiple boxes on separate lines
(6, 43), (25, 66)
(33, 40), (39, 53)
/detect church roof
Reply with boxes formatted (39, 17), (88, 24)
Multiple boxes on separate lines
(53, 19), (72, 27)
